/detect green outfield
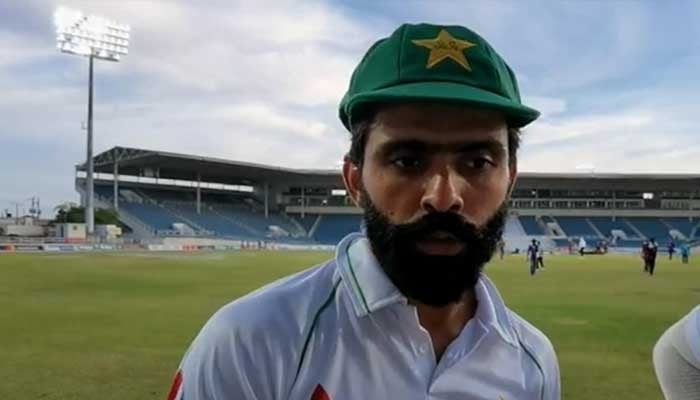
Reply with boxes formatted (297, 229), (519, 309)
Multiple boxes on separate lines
(1, 250), (697, 399)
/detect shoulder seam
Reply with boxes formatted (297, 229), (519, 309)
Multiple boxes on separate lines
(346, 248), (370, 314)
(511, 314), (547, 400)
(291, 277), (341, 390)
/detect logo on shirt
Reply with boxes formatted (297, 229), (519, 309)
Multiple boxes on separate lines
(310, 384), (331, 400)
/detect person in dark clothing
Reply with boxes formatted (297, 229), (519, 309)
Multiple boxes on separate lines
(641, 240), (650, 272)
(527, 239), (538, 276)
(668, 240), (676, 260)
(646, 238), (659, 275)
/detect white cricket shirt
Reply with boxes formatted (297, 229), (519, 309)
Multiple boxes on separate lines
(171, 233), (560, 400)
(685, 306), (700, 366)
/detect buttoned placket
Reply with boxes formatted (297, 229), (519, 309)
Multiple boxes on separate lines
(389, 301), (494, 395)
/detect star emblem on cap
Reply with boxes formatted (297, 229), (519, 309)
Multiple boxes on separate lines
(412, 29), (476, 71)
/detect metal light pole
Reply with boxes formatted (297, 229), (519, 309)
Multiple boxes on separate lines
(54, 7), (130, 236)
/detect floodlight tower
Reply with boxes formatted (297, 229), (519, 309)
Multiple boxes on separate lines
(54, 6), (130, 236)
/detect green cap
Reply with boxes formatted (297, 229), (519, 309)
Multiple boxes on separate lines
(339, 23), (539, 130)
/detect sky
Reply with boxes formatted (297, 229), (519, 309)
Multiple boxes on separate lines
(1, 0), (700, 217)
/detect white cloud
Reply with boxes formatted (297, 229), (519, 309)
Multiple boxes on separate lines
(525, 111), (655, 146)
(0, 31), (51, 69)
(523, 96), (567, 119)
(2, 0), (700, 215)
(199, 102), (331, 140)
(519, 105), (699, 173)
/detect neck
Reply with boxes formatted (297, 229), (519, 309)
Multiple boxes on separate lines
(415, 289), (477, 361)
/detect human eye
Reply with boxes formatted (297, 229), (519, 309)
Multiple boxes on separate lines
(460, 154), (496, 171)
(390, 153), (425, 171)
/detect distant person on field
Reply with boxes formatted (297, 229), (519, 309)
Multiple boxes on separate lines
(653, 306), (700, 399)
(645, 238), (659, 276)
(536, 240), (545, 270)
(527, 239), (539, 275)
(578, 237), (586, 256)
(168, 23), (559, 400)
(497, 238), (506, 260)
(668, 239), (676, 260)
(680, 242), (690, 264)
(641, 240), (650, 272)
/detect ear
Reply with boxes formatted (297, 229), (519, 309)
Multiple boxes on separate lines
(342, 155), (363, 206)
(506, 162), (518, 198)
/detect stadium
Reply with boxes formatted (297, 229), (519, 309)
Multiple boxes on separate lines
(5, 146), (699, 253)
(2, 145), (698, 399)
(71, 145), (700, 253)
(3, 3), (700, 400)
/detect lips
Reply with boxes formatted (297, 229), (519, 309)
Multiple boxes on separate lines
(424, 230), (459, 241)
(415, 230), (465, 255)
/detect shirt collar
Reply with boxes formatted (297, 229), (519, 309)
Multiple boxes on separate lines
(335, 232), (519, 347)
(335, 233), (407, 316)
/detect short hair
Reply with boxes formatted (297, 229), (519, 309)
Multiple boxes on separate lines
(347, 105), (521, 167)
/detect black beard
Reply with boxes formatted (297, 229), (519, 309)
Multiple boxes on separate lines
(361, 192), (507, 307)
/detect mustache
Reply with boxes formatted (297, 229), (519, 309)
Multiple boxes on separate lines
(388, 212), (481, 242)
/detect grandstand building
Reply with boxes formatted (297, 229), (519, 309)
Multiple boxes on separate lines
(77, 146), (700, 251)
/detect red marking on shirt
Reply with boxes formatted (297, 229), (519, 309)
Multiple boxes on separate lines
(311, 384), (331, 400)
(166, 370), (183, 400)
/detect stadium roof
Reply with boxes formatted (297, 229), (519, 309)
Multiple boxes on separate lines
(81, 146), (700, 190)
(81, 146), (341, 186)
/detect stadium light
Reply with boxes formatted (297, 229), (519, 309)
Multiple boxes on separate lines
(54, 6), (130, 236)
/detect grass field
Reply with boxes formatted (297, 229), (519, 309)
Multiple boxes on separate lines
(1, 250), (698, 399)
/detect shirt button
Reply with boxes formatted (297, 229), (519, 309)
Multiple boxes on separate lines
(419, 345), (428, 354)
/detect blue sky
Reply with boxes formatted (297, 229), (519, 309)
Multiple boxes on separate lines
(1, 0), (700, 217)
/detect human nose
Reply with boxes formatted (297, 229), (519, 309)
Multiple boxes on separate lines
(420, 166), (465, 214)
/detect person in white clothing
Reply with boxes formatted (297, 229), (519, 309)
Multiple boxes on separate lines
(168, 22), (560, 400)
(654, 306), (700, 399)
(578, 237), (587, 256)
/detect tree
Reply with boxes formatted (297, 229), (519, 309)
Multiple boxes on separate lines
(95, 208), (119, 225)
(53, 203), (119, 224)
(54, 202), (80, 223)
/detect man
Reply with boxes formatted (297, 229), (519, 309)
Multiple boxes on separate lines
(668, 239), (676, 260)
(653, 306), (700, 399)
(641, 240), (650, 272)
(497, 237), (506, 260)
(169, 23), (560, 400)
(537, 240), (545, 270)
(646, 238), (659, 276)
(527, 239), (538, 276)
(578, 236), (586, 256)
(680, 242), (690, 264)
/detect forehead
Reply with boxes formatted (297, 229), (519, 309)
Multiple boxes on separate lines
(369, 102), (508, 144)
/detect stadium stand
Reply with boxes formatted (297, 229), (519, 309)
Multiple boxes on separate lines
(75, 147), (700, 251)
(120, 202), (185, 232)
(556, 217), (600, 239)
(312, 215), (362, 245)
(297, 214), (319, 234)
(589, 217), (637, 239)
(108, 183), (315, 241)
(625, 217), (672, 240)
(662, 217), (697, 239)
(519, 216), (546, 236)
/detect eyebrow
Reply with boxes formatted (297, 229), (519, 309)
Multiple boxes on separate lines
(377, 139), (507, 158)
